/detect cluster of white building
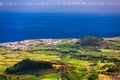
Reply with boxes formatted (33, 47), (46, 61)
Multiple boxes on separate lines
(0, 39), (63, 50)
(0, 40), (42, 50)
(0, 39), (78, 50)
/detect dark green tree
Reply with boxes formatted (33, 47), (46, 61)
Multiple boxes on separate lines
(5, 58), (53, 74)
(79, 36), (103, 46)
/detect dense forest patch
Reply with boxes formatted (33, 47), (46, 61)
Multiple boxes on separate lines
(5, 59), (53, 74)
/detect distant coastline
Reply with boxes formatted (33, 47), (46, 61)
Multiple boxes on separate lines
(0, 36), (120, 44)
(0, 36), (120, 43)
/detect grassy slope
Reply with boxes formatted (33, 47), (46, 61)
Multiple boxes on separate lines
(0, 38), (120, 80)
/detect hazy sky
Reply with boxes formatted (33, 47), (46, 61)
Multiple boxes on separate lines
(0, 0), (120, 13)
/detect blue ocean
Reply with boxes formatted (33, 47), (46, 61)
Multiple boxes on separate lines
(0, 13), (120, 43)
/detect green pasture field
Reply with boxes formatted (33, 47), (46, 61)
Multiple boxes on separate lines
(0, 73), (59, 80)
(0, 38), (120, 80)
(85, 51), (120, 57)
